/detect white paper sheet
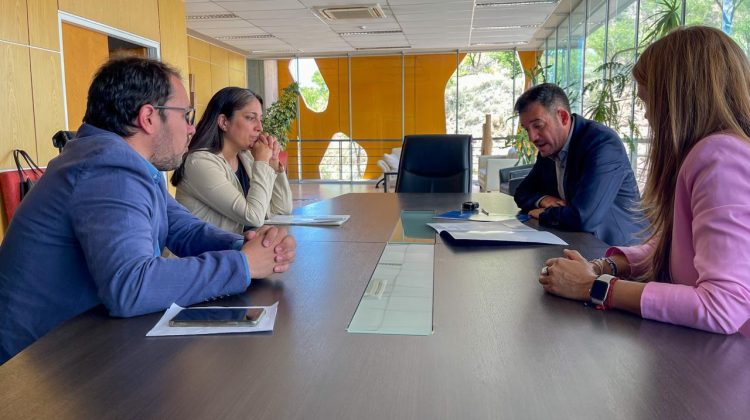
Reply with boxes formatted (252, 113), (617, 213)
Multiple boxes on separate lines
(427, 220), (568, 245)
(146, 302), (278, 336)
(264, 215), (350, 226)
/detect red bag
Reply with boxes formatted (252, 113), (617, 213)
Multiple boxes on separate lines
(0, 150), (44, 222)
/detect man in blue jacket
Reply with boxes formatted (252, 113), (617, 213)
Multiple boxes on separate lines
(0, 57), (296, 363)
(513, 83), (644, 246)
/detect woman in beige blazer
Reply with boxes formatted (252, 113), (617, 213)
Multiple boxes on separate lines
(172, 87), (292, 233)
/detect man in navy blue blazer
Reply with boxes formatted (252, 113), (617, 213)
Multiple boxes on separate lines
(513, 83), (645, 246)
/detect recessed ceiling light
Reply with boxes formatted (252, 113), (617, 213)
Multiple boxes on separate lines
(473, 24), (542, 30)
(216, 34), (275, 40)
(476, 1), (557, 7)
(186, 13), (239, 20)
(354, 45), (411, 51)
(339, 30), (403, 36)
(250, 49), (299, 54)
(470, 41), (529, 46)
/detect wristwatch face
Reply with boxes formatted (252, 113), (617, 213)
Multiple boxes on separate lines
(590, 279), (609, 301)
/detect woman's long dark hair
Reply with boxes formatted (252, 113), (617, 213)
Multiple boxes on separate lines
(171, 87), (263, 186)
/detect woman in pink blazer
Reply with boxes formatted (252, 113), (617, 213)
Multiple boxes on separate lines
(539, 26), (750, 334)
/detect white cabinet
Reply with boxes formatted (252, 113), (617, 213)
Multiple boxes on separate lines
(478, 155), (517, 192)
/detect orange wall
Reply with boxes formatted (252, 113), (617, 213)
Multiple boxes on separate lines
(279, 53), (462, 180)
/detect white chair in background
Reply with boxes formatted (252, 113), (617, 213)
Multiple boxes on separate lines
(375, 147), (401, 192)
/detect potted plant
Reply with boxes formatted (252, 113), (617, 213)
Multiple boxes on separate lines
(261, 82), (300, 167)
(504, 57), (549, 165)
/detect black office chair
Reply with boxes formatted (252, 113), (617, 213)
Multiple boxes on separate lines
(499, 164), (533, 195)
(395, 134), (472, 193)
(52, 130), (76, 153)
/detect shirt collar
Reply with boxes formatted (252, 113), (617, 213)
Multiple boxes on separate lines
(141, 158), (162, 184)
(553, 115), (575, 162)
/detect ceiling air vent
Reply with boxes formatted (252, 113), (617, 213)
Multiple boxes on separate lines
(186, 13), (239, 20)
(316, 4), (386, 20)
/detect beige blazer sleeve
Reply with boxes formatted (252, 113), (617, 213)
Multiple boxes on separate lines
(180, 151), (289, 229)
(241, 152), (293, 217)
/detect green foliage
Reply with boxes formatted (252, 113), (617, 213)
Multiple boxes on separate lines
(299, 71), (329, 113)
(445, 52), (521, 137)
(504, 124), (537, 165)
(261, 82), (300, 150)
(583, 61), (630, 126)
(641, 0), (682, 45)
(524, 57), (548, 87)
(503, 57), (549, 165)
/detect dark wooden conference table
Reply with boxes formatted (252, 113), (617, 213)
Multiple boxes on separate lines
(1, 193), (749, 419)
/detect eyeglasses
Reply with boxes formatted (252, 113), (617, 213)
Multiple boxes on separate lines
(153, 105), (196, 126)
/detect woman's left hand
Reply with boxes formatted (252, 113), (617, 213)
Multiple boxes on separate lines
(264, 134), (282, 171)
(539, 249), (598, 301)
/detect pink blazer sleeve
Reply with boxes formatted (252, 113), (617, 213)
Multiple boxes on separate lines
(605, 240), (655, 278)
(636, 136), (750, 334)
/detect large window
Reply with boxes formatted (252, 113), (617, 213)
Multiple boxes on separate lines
(539, 0), (750, 186)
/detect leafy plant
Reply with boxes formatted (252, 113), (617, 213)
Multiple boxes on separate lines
(261, 82), (300, 151)
(641, 0), (681, 46)
(503, 56), (549, 165)
(581, 0), (681, 157)
(504, 124), (537, 165)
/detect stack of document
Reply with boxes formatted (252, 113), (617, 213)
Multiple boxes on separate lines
(427, 219), (567, 245)
(265, 214), (350, 226)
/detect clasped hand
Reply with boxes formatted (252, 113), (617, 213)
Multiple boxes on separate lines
(539, 249), (597, 301)
(528, 196), (566, 219)
(251, 133), (282, 171)
(241, 225), (296, 278)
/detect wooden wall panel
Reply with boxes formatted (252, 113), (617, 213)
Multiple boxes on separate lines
(209, 45), (228, 69)
(187, 36), (210, 61)
(27, 0), (59, 50)
(30, 50), (66, 165)
(229, 53), (245, 72)
(0, 0), (29, 44)
(229, 69), (245, 87)
(210, 64), (229, 95)
(188, 36), (247, 121)
(0, 43), (36, 169)
(58, 0), (160, 41)
(188, 57), (211, 116)
(61, 23), (109, 130)
(157, 0), (189, 91)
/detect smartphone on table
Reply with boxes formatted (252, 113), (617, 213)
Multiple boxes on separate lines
(168, 307), (266, 327)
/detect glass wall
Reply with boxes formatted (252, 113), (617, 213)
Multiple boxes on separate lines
(540, 0), (750, 185)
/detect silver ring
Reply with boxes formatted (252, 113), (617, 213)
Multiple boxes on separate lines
(541, 266), (549, 276)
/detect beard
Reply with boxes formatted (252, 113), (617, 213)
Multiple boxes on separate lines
(150, 126), (188, 171)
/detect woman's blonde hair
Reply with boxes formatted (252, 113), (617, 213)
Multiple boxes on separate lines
(632, 26), (750, 281)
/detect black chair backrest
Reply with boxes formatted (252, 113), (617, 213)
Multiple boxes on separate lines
(509, 177), (526, 195)
(499, 164), (533, 183)
(395, 134), (472, 193)
(52, 130), (76, 153)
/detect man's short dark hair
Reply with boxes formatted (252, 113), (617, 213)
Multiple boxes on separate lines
(514, 83), (571, 115)
(83, 56), (182, 137)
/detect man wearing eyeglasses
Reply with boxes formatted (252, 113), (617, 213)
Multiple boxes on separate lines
(0, 57), (297, 363)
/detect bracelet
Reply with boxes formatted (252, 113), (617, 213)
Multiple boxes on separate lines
(604, 257), (618, 276)
(589, 258), (605, 276)
(604, 277), (619, 310)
